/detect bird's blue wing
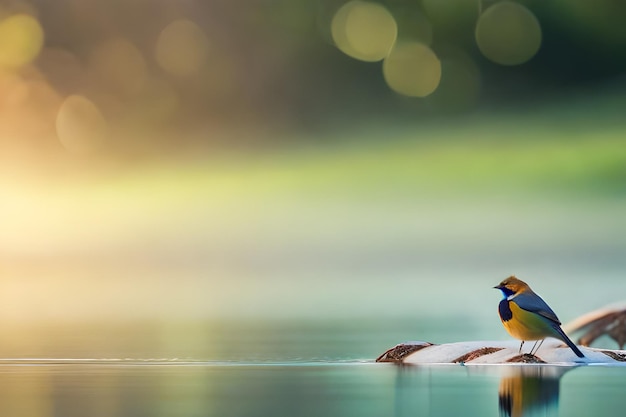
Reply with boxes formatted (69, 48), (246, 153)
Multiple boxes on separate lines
(513, 292), (561, 325)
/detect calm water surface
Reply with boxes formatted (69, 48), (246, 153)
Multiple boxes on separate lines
(1, 317), (625, 416)
(0, 361), (624, 417)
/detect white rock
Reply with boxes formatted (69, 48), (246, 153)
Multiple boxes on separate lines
(377, 339), (626, 365)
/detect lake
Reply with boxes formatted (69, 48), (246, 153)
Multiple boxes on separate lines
(0, 317), (624, 417)
(1, 359), (624, 417)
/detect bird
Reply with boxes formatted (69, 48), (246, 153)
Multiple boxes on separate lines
(494, 276), (585, 358)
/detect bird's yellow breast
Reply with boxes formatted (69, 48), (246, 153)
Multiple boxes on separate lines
(501, 300), (559, 341)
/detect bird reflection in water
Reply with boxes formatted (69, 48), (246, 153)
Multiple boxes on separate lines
(391, 364), (572, 417)
(498, 366), (569, 417)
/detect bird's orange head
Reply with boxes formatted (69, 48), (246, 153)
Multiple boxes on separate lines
(494, 276), (531, 298)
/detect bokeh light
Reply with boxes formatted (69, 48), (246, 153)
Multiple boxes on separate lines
(331, 1), (397, 62)
(89, 38), (147, 96)
(56, 95), (107, 154)
(382, 41), (441, 97)
(0, 14), (44, 69)
(475, 1), (542, 66)
(155, 19), (210, 76)
(0, 69), (60, 148)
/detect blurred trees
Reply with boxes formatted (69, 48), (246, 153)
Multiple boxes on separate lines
(0, 0), (625, 156)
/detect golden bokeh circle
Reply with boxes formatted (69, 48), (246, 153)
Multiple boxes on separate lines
(0, 14), (44, 68)
(475, 1), (542, 66)
(155, 19), (210, 76)
(331, 1), (397, 62)
(56, 95), (107, 154)
(383, 42), (441, 97)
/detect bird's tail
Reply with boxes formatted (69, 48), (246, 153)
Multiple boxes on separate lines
(554, 325), (585, 358)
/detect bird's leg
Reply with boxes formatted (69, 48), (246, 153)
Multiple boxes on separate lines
(530, 339), (545, 356)
(519, 341), (524, 354)
(535, 339), (546, 353)
(530, 340), (539, 355)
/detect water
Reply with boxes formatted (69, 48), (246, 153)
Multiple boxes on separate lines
(1, 269), (624, 417)
(0, 318), (624, 417)
(0, 360), (624, 417)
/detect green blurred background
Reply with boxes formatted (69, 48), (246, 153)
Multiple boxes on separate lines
(1, 0), (626, 360)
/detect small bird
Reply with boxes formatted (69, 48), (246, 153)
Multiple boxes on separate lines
(494, 276), (584, 358)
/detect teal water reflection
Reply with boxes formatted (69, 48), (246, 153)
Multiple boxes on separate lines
(394, 365), (626, 417)
(0, 362), (624, 416)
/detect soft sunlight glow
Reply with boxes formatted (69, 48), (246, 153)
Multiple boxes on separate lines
(331, 0), (397, 62)
(0, 14), (44, 68)
(0, 71), (60, 145)
(475, 1), (542, 66)
(155, 19), (210, 76)
(383, 41), (441, 97)
(56, 95), (107, 154)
